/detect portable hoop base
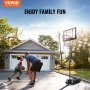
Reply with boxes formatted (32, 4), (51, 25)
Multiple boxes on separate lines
(59, 27), (81, 90)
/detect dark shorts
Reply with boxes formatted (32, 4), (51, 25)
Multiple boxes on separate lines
(14, 67), (22, 74)
(30, 61), (43, 72)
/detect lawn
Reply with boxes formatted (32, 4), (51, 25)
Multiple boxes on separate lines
(55, 69), (90, 81)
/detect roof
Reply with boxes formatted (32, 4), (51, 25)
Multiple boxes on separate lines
(4, 50), (56, 54)
(5, 38), (57, 54)
(10, 38), (50, 50)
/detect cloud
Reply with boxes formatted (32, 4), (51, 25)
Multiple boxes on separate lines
(17, 21), (90, 41)
(18, 22), (59, 41)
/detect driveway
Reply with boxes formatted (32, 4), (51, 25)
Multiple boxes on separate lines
(0, 71), (90, 90)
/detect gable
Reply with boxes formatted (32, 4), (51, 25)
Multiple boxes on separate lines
(11, 40), (50, 51)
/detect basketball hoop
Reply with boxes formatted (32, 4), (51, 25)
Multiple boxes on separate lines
(60, 27), (81, 90)
(63, 27), (77, 42)
(63, 27), (77, 47)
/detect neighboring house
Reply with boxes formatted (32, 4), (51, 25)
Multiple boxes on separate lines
(4, 39), (56, 71)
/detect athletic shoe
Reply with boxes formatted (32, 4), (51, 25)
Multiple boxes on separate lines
(29, 82), (34, 85)
(16, 77), (20, 80)
(28, 82), (35, 86)
(29, 80), (35, 84)
(33, 80), (35, 83)
(8, 77), (11, 81)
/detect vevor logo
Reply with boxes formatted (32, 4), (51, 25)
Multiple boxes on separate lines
(3, 0), (21, 7)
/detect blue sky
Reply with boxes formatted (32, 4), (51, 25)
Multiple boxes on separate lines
(0, 0), (90, 40)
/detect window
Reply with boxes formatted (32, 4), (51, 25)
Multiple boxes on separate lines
(11, 55), (25, 59)
(12, 55), (17, 59)
(41, 56), (48, 59)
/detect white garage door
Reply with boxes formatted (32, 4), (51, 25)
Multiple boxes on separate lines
(10, 54), (27, 70)
(36, 54), (50, 71)
(10, 54), (50, 71)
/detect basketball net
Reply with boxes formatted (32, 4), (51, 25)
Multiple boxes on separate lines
(63, 35), (71, 47)
(64, 41), (70, 47)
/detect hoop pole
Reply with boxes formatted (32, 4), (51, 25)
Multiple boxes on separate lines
(68, 40), (72, 79)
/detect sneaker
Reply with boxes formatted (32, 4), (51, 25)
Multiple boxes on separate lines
(29, 80), (35, 84)
(8, 77), (11, 81)
(33, 80), (35, 83)
(16, 77), (20, 80)
(29, 82), (35, 86)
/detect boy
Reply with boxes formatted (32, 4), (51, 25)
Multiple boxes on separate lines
(8, 56), (24, 81)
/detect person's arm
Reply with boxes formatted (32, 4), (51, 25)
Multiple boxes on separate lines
(26, 61), (30, 74)
(18, 61), (22, 68)
(27, 61), (30, 71)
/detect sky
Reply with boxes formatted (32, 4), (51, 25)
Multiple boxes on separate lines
(0, 0), (90, 42)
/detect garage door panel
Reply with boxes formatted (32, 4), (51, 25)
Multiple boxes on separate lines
(40, 55), (50, 71)
(40, 59), (50, 71)
(10, 54), (50, 71)
(10, 58), (18, 70)
(10, 54), (27, 70)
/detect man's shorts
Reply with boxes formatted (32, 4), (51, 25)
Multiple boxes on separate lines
(30, 61), (43, 72)
(14, 67), (22, 74)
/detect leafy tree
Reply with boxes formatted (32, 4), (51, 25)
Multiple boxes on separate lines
(9, 28), (22, 47)
(71, 30), (90, 68)
(38, 35), (58, 50)
(38, 35), (59, 68)
(0, 18), (21, 69)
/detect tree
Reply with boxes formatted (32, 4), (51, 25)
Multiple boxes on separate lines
(71, 30), (90, 68)
(38, 35), (58, 50)
(9, 28), (22, 47)
(38, 35), (59, 67)
(0, 18), (21, 69)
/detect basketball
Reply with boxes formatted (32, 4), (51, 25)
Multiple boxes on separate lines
(20, 66), (25, 70)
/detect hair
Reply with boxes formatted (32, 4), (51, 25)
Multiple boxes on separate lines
(17, 56), (21, 60)
(25, 51), (30, 55)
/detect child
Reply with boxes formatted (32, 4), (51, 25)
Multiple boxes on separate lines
(8, 56), (24, 81)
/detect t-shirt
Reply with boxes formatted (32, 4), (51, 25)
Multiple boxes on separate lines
(26, 54), (39, 64)
(16, 61), (22, 69)
(18, 61), (22, 66)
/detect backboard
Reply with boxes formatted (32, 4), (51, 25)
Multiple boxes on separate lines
(63, 27), (77, 42)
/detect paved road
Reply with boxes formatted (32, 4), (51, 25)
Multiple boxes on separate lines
(0, 71), (90, 90)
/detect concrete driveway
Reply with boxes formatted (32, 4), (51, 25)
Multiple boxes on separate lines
(0, 71), (90, 90)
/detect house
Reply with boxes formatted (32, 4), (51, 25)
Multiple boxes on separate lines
(4, 39), (56, 71)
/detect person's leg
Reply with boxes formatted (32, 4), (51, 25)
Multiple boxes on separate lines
(8, 68), (17, 81)
(16, 69), (22, 80)
(18, 72), (22, 77)
(27, 70), (36, 85)
(33, 71), (36, 82)
(32, 62), (42, 82)
(10, 73), (16, 78)
(28, 70), (33, 81)
(8, 73), (16, 81)
(16, 73), (22, 80)
(28, 71), (35, 85)
(28, 63), (37, 85)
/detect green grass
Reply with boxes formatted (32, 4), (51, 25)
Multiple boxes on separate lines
(55, 69), (90, 81)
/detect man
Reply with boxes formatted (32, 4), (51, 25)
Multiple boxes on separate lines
(25, 52), (43, 85)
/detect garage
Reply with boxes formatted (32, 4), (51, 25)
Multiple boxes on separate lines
(5, 39), (56, 71)
(10, 54), (50, 71)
